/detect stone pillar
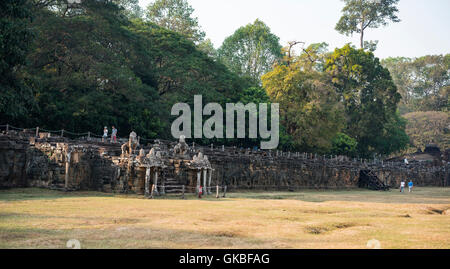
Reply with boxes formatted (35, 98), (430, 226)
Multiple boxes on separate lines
(65, 151), (71, 189)
(154, 170), (159, 195)
(196, 170), (201, 194)
(208, 169), (212, 195)
(145, 167), (151, 198)
(203, 169), (207, 195)
(65, 162), (69, 189)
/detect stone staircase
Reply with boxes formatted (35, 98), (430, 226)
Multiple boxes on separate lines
(358, 170), (390, 191)
(163, 177), (185, 194)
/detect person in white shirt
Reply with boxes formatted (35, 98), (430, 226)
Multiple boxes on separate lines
(102, 126), (108, 142)
(400, 181), (405, 193)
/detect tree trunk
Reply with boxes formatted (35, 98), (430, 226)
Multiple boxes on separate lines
(360, 28), (364, 49)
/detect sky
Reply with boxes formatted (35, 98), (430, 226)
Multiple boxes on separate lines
(139, 0), (450, 59)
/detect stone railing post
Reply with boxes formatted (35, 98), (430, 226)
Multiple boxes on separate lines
(223, 185), (227, 198)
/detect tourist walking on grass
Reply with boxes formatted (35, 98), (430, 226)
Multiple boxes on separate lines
(408, 180), (414, 193)
(111, 126), (117, 143)
(102, 126), (108, 142)
(400, 180), (405, 193)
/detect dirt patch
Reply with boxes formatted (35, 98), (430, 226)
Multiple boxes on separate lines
(112, 218), (140, 224)
(333, 222), (356, 229)
(213, 231), (242, 238)
(0, 233), (29, 240)
(305, 225), (330, 234)
(300, 209), (337, 215)
(305, 222), (359, 234)
(426, 207), (449, 215)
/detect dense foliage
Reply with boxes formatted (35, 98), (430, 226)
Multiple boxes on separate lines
(218, 19), (282, 84)
(403, 111), (449, 152)
(1, 0), (249, 139)
(1, 0), (447, 157)
(382, 55), (449, 114)
(0, 0), (35, 124)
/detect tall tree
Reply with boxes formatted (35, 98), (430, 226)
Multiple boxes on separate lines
(0, 0), (35, 124)
(145, 0), (205, 43)
(325, 44), (406, 156)
(218, 19), (282, 83)
(262, 45), (345, 153)
(335, 0), (400, 49)
(382, 55), (449, 113)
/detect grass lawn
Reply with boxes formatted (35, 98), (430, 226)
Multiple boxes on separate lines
(0, 187), (449, 249)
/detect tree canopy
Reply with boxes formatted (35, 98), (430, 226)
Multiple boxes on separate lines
(382, 55), (450, 113)
(3, 0), (446, 158)
(335, 0), (400, 49)
(0, 0), (35, 124)
(325, 44), (406, 156)
(218, 19), (282, 83)
(145, 0), (205, 43)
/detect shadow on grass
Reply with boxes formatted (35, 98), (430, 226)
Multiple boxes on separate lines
(0, 223), (271, 249)
(1, 187), (449, 204)
(0, 188), (114, 201)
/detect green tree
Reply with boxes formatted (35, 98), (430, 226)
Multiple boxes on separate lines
(403, 111), (449, 152)
(145, 0), (205, 43)
(262, 46), (345, 153)
(374, 112), (409, 156)
(218, 19), (282, 83)
(382, 55), (449, 113)
(380, 57), (414, 114)
(335, 0), (400, 49)
(0, 0), (35, 124)
(26, 0), (165, 137)
(331, 133), (358, 157)
(197, 38), (217, 59)
(325, 44), (404, 156)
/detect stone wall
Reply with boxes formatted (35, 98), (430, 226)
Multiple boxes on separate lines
(208, 151), (448, 190)
(0, 133), (448, 192)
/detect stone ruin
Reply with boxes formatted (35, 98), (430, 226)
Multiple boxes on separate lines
(0, 130), (449, 195)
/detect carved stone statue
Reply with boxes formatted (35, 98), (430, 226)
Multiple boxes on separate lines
(173, 135), (189, 155)
(121, 131), (139, 156)
(143, 147), (164, 168)
(189, 151), (211, 169)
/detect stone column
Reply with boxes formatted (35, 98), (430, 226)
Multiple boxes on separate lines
(208, 169), (212, 195)
(196, 170), (201, 194)
(145, 167), (151, 198)
(203, 169), (207, 195)
(154, 170), (159, 195)
(65, 151), (71, 189)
